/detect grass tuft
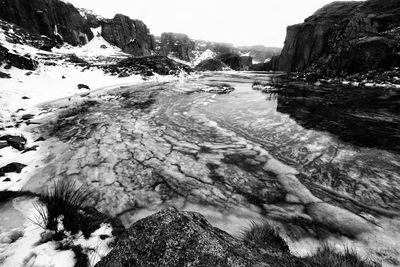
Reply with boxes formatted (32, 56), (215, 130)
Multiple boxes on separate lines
(242, 221), (289, 254)
(35, 179), (94, 235)
(303, 246), (380, 267)
(242, 221), (380, 266)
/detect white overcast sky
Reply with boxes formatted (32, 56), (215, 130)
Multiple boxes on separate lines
(66, 0), (363, 47)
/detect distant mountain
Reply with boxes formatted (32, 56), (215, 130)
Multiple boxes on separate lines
(155, 32), (282, 68)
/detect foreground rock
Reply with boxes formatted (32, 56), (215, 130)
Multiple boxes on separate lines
(272, 0), (400, 76)
(96, 208), (266, 267)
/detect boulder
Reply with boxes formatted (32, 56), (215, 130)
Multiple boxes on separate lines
(0, 135), (27, 151)
(0, 162), (27, 177)
(77, 84), (90, 90)
(96, 208), (266, 267)
(0, 71), (11, 78)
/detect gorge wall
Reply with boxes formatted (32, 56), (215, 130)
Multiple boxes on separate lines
(274, 0), (400, 75)
(0, 0), (93, 46)
(101, 14), (154, 56)
(0, 0), (155, 56)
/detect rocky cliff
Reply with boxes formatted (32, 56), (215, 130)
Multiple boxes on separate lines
(0, 0), (155, 56)
(158, 32), (194, 61)
(101, 14), (155, 56)
(0, 0), (93, 46)
(276, 0), (400, 75)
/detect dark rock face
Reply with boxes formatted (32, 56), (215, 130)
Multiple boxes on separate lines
(195, 58), (228, 71)
(0, 19), (58, 51)
(0, 45), (38, 70)
(276, 0), (400, 75)
(216, 53), (253, 71)
(101, 14), (154, 56)
(95, 208), (266, 267)
(240, 56), (253, 71)
(0, 0), (93, 46)
(158, 32), (195, 62)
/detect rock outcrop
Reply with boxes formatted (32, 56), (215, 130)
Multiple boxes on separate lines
(275, 0), (400, 75)
(101, 14), (155, 56)
(96, 208), (266, 267)
(0, 0), (93, 46)
(216, 53), (253, 71)
(104, 55), (192, 76)
(0, 44), (37, 70)
(194, 58), (228, 71)
(0, 0), (155, 56)
(158, 32), (194, 62)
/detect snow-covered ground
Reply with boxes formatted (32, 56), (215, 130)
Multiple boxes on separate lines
(0, 23), (187, 192)
(0, 196), (115, 266)
(192, 49), (216, 66)
(52, 26), (129, 64)
(0, 22), (193, 266)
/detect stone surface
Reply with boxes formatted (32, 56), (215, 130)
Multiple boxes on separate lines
(101, 14), (154, 56)
(95, 207), (266, 267)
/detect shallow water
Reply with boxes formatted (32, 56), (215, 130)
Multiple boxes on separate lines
(30, 72), (400, 265)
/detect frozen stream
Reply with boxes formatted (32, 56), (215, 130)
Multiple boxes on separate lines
(24, 72), (400, 265)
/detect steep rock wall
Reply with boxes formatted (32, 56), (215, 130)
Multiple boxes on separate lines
(276, 0), (400, 75)
(0, 0), (93, 46)
(101, 14), (155, 56)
